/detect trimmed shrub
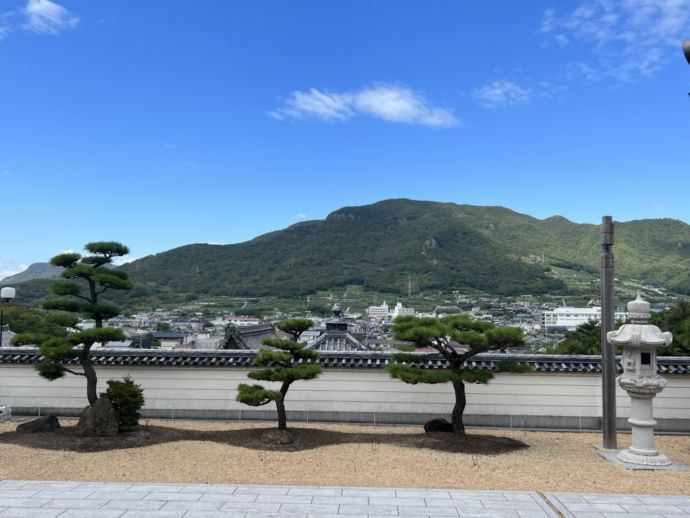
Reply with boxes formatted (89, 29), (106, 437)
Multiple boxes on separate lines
(100, 376), (145, 431)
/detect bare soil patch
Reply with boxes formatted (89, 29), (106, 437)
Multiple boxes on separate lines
(1, 418), (689, 494)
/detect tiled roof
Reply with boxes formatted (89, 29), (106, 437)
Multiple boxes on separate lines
(1, 348), (689, 374)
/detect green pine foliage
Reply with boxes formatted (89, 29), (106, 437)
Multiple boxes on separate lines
(236, 319), (321, 430)
(14, 241), (133, 406)
(386, 314), (526, 436)
(101, 376), (145, 431)
(552, 320), (603, 355)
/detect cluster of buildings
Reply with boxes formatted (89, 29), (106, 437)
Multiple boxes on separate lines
(0, 294), (656, 354)
(367, 301), (416, 319)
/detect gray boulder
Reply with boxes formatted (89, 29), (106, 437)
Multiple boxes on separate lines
(16, 415), (61, 433)
(77, 399), (119, 437)
(424, 418), (453, 433)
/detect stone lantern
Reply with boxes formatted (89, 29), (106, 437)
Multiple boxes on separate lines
(607, 294), (673, 466)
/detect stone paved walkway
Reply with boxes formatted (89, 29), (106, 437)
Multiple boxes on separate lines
(0, 481), (689, 518)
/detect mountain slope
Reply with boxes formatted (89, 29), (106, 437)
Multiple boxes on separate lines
(12, 199), (690, 307)
(116, 199), (690, 299)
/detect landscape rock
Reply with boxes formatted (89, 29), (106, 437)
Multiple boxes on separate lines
(261, 429), (294, 445)
(77, 399), (119, 437)
(424, 418), (453, 433)
(16, 414), (61, 433)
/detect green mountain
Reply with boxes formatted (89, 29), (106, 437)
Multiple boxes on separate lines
(10, 199), (690, 307)
(116, 199), (690, 299)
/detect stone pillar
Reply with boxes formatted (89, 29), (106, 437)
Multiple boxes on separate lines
(607, 294), (673, 466)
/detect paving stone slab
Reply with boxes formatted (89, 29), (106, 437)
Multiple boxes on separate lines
(1, 481), (688, 518)
(120, 512), (185, 518)
(199, 493), (258, 503)
(545, 493), (690, 518)
(102, 500), (167, 510)
(0, 509), (66, 518)
(288, 487), (343, 496)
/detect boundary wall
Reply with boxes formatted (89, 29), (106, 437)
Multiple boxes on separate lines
(1, 349), (689, 432)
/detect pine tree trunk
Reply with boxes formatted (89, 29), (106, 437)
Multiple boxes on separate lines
(276, 397), (287, 430)
(83, 360), (98, 406)
(451, 379), (466, 436)
(276, 382), (290, 430)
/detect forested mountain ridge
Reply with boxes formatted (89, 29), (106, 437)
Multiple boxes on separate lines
(9, 199), (690, 306)
(117, 199), (690, 298)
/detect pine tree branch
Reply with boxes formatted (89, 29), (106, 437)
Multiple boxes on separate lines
(63, 367), (86, 377)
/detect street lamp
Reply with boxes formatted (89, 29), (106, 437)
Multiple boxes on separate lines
(0, 287), (16, 347)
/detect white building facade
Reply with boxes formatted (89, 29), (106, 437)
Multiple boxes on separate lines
(541, 306), (628, 332)
(367, 301), (389, 319)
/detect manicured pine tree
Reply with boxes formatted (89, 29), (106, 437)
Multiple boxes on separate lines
(15, 242), (132, 405)
(236, 318), (321, 430)
(387, 315), (527, 436)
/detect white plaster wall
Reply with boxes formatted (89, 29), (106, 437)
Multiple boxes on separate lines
(1, 365), (689, 421)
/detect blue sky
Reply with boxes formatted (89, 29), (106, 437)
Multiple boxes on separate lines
(1, 0), (689, 277)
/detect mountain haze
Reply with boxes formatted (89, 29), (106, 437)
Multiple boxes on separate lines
(117, 199), (690, 299)
(0, 263), (62, 285)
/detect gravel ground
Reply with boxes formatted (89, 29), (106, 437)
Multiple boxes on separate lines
(0, 419), (689, 494)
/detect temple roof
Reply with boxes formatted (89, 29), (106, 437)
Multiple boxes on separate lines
(223, 324), (277, 350)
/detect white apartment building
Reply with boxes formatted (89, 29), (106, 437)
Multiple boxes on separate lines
(367, 301), (389, 319)
(367, 301), (415, 319)
(392, 302), (415, 318)
(541, 306), (627, 332)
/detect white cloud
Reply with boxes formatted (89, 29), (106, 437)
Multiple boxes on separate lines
(295, 212), (308, 220)
(270, 83), (459, 128)
(472, 80), (534, 109)
(1, 0), (78, 40)
(111, 255), (139, 266)
(0, 261), (29, 282)
(541, 0), (690, 83)
(24, 0), (78, 35)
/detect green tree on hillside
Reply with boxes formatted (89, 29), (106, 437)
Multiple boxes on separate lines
(387, 315), (527, 436)
(14, 242), (132, 405)
(236, 318), (321, 430)
(2, 304), (65, 343)
(651, 300), (690, 355)
(554, 320), (602, 355)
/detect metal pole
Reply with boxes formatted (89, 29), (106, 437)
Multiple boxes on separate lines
(0, 308), (3, 347)
(601, 216), (617, 449)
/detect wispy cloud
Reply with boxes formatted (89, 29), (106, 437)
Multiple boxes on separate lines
(270, 83), (459, 128)
(0, 260), (29, 281)
(295, 212), (308, 220)
(112, 255), (139, 266)
(1, 0), (78, 41)
(24, 0), (78, 34)
(541, 0), (690, 83)
(472, 80), (534, 110)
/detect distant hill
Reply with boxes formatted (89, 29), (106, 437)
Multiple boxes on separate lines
(10, 199), (690, 306)
(0, 262), (62, 285)
(114, 199), (690, 299)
